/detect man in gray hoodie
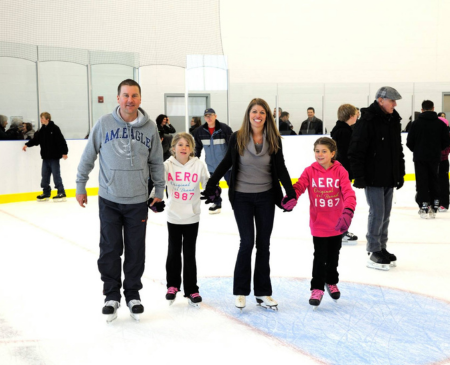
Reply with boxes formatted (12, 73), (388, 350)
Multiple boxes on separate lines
(76, 79), (165, 322)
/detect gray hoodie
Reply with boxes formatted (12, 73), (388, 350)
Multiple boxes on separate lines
(76, 106), (165, 204)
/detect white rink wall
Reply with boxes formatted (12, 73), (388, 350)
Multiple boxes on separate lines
(0, 134), (414, 197)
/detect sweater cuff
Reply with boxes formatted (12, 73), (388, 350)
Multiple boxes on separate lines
(75, 183), (87, 195)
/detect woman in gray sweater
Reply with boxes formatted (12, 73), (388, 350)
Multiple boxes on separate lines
(205, 98), (296, 311)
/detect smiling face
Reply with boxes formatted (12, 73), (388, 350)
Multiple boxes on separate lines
(249, 104), (267, 132)
(117, 85), (141, 121)
(307, 109), (315, 119)
(174, 137), (192, 165)
(315, 144), (335, 169)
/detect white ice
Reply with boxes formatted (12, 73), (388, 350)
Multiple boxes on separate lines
(1, 181), (450, 365)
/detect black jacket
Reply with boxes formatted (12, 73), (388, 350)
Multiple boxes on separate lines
(25, 121), (68, 159)
(298, 117), (324, 135)
(330, 120), (353, 180)
(206, 132), (295, 209)
(406, 111), (450, 162)
(348, 101), (405, 187)
(0, 125), (8, 140)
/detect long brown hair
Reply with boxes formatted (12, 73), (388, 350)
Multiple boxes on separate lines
(237, 98), (280, 156)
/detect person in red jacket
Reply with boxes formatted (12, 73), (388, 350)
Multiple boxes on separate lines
(281, 137), (356, 308)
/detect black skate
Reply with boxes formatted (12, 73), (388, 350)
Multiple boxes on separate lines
(325, 284), (340, 301)
(187, 293), (202, 307)
(367, 251), (390, 271)
(309, 289), (324, 310)
(429, 199), (439, 219)
(382, 248), (397, 267)
(166, 287), (179, 306)
(102, 300), (120, 323)
(255, 296), (278, 311)
(128, 299), (144, 321)
(52, 193), (67, 202)
(37, 194), (50, 202)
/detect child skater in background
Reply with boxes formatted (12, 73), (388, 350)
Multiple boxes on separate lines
(281, 137), (356, 308)
(161, 132), (213, 307)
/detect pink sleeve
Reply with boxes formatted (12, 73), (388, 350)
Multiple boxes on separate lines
(339, 168), (356, 211)
(293, 168), (310, 199)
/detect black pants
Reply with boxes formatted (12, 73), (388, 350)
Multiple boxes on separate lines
(439, 160), (449, 209)
(166, 222), (199, 296)
(311, 235), (342, 291)
(414, 161), (440, 206)
(232, 190), (275, 296)
(98, 197), (148, 304)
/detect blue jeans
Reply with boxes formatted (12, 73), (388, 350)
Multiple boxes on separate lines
(364, 187), (394, 253)
(232, 190), (275, 296)
(41, 159), (65, 196)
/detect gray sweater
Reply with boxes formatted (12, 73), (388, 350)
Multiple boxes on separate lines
(76, 106), (165, 204)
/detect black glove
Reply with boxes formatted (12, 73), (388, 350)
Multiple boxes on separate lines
(396, 177), (404, 190)
(353, 177), (366, 189)
(200, 186), (222, 204)
(147, 198), (165, 213)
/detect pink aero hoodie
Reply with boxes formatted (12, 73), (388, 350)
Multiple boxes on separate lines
(293, 161), (356, 237)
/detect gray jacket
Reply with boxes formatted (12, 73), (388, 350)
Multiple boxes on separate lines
(76, 106), (165, 204)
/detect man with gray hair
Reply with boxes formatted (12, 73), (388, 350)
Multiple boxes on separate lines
(348, 86), (405, 271)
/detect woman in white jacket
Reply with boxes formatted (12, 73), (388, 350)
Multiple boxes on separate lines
(163, 132), (212, 307)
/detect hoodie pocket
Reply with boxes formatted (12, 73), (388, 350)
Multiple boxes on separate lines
(106, 169), (147, 198)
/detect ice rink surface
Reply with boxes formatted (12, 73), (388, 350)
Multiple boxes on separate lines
(1, 181), (450, 365)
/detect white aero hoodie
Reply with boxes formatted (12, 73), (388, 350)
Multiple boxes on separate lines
(164, 156), (209, 224)
(76, 106), (165, 204)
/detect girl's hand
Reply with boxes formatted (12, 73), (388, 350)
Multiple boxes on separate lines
(281, 194), (297, 212)
(335, 208), (354, 232)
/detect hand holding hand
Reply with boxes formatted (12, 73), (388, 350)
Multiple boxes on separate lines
(200, 186), (222, 204)
(281, 194), (297, 212)
(148, 197), (165, 213)
(335, 208), (354, 233)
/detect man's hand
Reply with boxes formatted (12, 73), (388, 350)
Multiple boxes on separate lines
(76, 194), (88, 208)
(22, 145), (27, 152)
(62, 155), (68, 160)
(148, 197), (165, 213)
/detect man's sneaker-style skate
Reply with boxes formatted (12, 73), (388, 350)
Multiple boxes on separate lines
(235, 295), (246, 311)
(342, 231), (358, 245)
(429, 200), (439, 219)
(128, 299), (144, 321)
(255, 296), (278, 311)
(102, 300), (120, 323)
(325, 284), (340, 301)
(187, 293), (202, 307)
(208, 203), (221, 214)
(309, 289), (324, 309)
(438, 206), (448, 212)
(52, 193), (67, 202)
(367, 251), (390, 271)
(37, 194), (50, 202)
(419, 203), (429, 219)
(381, 248), (397, 267)
(166, 287), (179, 305)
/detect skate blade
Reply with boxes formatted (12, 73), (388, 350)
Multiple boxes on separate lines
(390, 261), (397, 268)
(130, 313), (140, 321)
(366, 261), (390, 271)
(167, 299), (175, 306)
(256, 303), (278, 311)
(312, 306), (320, 311)
(188, 301), (200, 308)
(37, 199), (50, 202)
(53, 198), (67, 202)
(106, 313), (118, 323)
(208, 209), (221, 215)
(342, 240), (357, 246)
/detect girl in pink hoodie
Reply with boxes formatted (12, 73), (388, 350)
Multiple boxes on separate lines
(281, 137), (356, 308)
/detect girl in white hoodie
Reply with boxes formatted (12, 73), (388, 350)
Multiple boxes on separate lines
(163, 132), (210, 306)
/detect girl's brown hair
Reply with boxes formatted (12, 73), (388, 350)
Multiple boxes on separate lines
(236, 98), (281, 156)
(314, 137), (338, 163)
(171, 132), (196, 158)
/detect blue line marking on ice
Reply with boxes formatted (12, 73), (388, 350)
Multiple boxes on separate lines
(199, 277), (450, 365)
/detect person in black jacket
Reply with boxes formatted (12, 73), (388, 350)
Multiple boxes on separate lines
(22, 112), (68, 201)
(156, 114), (176, 162)
(330, 103), (358, 243)
(348, 87), (405, 271)
(0, 115), (8, 140)
(189, 117), (202, 135)
(203, 98), (296, 311)
(406, 100), (450, 217)
(298, 107), (324, 135)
